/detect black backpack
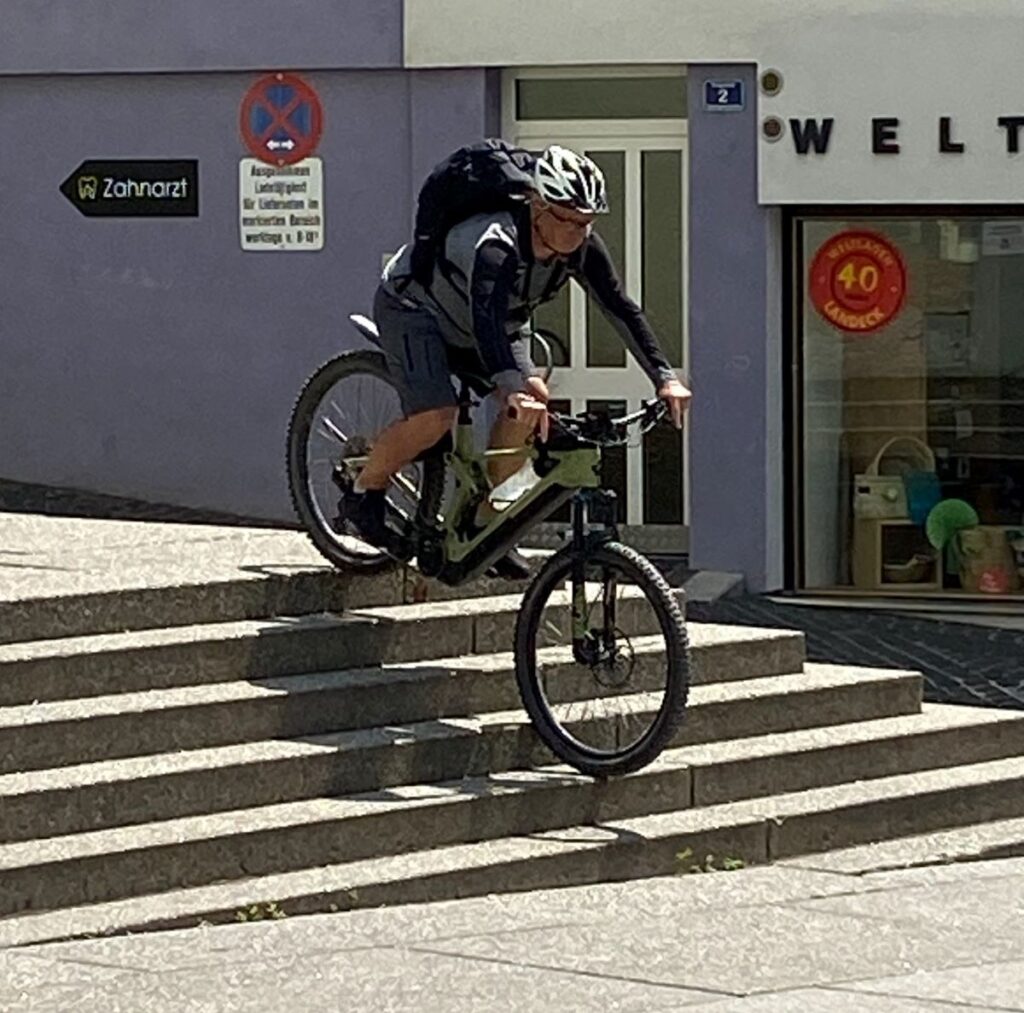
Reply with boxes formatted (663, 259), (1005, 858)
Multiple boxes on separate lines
(409, 139), (536, 287)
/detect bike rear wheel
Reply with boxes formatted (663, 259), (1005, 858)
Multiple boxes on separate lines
(514, 541), (690, 777)
(287, 349), (445, 572)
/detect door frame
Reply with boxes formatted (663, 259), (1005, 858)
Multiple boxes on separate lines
(502, 67), (690, 552)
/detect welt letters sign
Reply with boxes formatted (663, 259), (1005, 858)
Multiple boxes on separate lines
(758, 48), (1024, 205)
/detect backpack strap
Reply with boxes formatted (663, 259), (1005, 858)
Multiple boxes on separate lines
(539, 260), (568, 303)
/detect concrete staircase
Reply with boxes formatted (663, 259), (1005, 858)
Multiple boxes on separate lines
(3, 560), (1024, 947)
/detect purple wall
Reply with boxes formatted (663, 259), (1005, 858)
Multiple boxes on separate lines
(0, 1), (402, 73)
(409, 70), (503, 206)
(687, 65), (784, 591)
(0, 67), (494, 520)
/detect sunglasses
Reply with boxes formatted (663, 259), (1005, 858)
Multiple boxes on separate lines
(539, 203), (595, 230)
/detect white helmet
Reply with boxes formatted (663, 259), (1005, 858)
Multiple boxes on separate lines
(533, 145), (609, 214)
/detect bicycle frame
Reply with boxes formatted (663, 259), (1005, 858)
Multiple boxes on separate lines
(430, 397), (618, 586)
(339, 393), (620, 587)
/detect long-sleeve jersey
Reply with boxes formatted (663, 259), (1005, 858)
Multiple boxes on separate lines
(381, 207), (676, 393)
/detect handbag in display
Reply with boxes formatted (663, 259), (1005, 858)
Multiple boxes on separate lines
(853, 436), (937, 521)
(957, 526), (1022, 594)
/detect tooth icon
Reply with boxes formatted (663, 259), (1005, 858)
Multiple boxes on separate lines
(77, 176), (99, 200)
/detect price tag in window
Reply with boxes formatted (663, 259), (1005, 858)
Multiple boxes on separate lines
(982, 220), (1024, 257)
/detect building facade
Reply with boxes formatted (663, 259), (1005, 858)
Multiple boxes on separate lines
(4, 0), (1023, 601)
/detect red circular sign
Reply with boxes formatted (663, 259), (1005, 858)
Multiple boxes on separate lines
(240, 72), (323, 166)
(808, 230), (907, 334)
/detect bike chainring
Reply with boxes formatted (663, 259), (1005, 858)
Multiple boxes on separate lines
(415, 533), (446, 578)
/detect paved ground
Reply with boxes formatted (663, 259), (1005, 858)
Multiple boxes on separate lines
(0, 511), (336, 606)
(687, 596), (1024, 711)
(4, 854), (1024, 1011)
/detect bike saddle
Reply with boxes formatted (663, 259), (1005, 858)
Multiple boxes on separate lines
(348, 313), (380, 343)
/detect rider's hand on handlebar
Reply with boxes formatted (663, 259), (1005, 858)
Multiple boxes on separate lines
(523, 375), (550, 406)
(506, 390), (550, 443)
(657, 378), (692, 429)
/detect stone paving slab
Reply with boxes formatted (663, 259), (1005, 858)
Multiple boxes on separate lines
(860, 854), (1024, 894)
(840, 958), (1024, 1010)
(0, 512), (554, 603)
(2, 945), (719, 1012)
(418, 900), (1022, 998)
(689, 595), (1024, 710)
(790, 872), (1024, 946)
(0, 512), (335, 600)
(5, 860), (1024, 1012)
(663, 992), (961, 1011)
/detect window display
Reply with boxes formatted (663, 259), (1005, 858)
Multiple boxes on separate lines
(800, 216), (1024, 597)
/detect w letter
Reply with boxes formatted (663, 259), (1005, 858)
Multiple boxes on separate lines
(790, 118), (834, 155)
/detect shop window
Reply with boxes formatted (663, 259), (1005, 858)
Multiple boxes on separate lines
(515, 77), (687, 121)
(799, 216), (1024, 597)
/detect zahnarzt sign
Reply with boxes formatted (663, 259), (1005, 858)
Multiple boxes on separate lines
(60, 160), (199, 217)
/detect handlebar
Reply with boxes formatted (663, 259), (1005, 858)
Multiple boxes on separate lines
(544, 398), (668, 447)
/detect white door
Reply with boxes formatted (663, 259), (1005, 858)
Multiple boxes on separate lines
(509, 106), (689, 553)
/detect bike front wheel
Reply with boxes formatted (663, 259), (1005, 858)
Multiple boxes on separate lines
(514, 541), (690, 778)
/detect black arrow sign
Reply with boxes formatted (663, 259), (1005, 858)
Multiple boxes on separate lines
(60, 160), (199, 217)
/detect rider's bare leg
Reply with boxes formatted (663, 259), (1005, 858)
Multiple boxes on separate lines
(477, 396), (541, 523)
(486, 412), (535, 486)
(357, 407), (456, 491)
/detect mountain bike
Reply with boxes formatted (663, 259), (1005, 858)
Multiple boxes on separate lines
(286, 315), (690, 776)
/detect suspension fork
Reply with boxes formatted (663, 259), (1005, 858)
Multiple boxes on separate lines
(570, 495), (589, 643)
(569, 490), (619, 650)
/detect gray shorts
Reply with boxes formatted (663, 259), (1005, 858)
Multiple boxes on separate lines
(371, 286), (534, 417)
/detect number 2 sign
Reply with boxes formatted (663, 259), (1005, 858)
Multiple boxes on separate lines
(702, 80), (745, 112)
(809, 231), (908, 334)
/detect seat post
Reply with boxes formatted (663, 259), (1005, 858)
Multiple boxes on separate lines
(457, 379), (474, 426)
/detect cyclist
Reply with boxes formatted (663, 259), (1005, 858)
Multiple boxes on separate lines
(343, 143), (692, 579)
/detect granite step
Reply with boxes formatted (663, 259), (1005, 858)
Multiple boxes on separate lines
(0, 584), (672, 707)
(0, 518), (552, 647)
(0, 664), (919, 842)
(4, 725), (1024, 945)
(1, 704), (1018, 918)
(0, 624), (804, 773)
(780, 814), (1024, 875)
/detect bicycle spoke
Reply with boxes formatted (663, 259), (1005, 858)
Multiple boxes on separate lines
(527, 558), (669, 758)
(296, 356), (430, 564)
(319, 416), (347, 445)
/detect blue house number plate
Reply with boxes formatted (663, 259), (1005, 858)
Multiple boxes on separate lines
(703, 80), (745, 112)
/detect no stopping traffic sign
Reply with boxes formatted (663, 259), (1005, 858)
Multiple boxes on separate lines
(240, 72), (323, 166)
